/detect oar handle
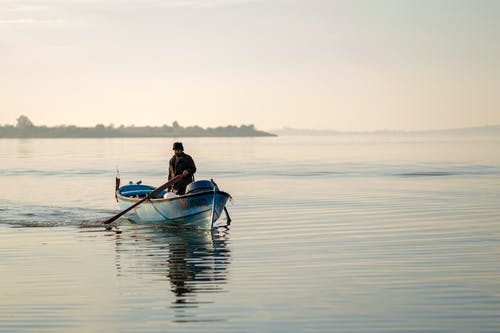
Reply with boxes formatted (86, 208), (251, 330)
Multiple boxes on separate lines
(103, 174), (183, 225)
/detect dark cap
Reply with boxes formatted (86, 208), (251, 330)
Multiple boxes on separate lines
(172, 142), (184, 150)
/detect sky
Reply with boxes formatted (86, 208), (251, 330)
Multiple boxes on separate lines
(0, 0), (499, 131)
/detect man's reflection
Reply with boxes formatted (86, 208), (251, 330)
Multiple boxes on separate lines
(113, 226), (231, 322)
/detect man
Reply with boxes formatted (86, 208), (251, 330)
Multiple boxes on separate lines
(168, 142), (196, 195)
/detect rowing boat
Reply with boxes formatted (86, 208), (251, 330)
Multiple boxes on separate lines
(115, 180), (231, 229)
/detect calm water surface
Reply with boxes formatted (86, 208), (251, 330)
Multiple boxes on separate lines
(1, 135), (499, 332)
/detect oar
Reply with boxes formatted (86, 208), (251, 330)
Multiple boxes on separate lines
(224, 207), (232, 225)
(103, 174), (184, 225)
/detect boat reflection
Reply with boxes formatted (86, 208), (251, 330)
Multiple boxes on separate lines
(112, 225), (231, 322)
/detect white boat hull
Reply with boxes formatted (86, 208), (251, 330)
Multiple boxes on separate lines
(117, 188), (231, 229)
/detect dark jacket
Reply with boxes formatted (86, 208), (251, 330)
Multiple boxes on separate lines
(168, 152), (196, 194)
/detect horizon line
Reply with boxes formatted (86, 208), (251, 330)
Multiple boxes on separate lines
(269, 124), (500, 134)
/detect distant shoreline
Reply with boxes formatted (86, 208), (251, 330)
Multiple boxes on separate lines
(269, 125), (500, 136)
(0, 115), (276, 138)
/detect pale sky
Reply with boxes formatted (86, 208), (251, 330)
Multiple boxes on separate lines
(1, 0), (499, 131)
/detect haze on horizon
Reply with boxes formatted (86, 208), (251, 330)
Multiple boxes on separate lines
(1, 0), (499, 132)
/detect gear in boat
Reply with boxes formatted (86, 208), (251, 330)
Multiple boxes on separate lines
(119, 180), (216, 199)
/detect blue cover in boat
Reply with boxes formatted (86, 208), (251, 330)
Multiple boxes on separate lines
(119, 184), (155, 197)
(186, 180), (214, 194)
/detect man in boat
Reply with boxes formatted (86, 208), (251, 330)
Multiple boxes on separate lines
(168, 142), (197, 195)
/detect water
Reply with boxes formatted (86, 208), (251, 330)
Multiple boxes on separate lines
(1, 135), (499, 332)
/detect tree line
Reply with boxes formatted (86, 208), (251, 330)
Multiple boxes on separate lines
(0, 115), (275, 138)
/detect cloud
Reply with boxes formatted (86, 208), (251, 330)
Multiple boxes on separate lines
(157, 0), (266, 8)
(7, 4), (50, 12)
(0, 18), (64, 24)
(0, 1), (64, 27)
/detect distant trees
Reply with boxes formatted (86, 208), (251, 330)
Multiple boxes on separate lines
(0, 115), (275, 138)
(16, 115), (35, 129)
